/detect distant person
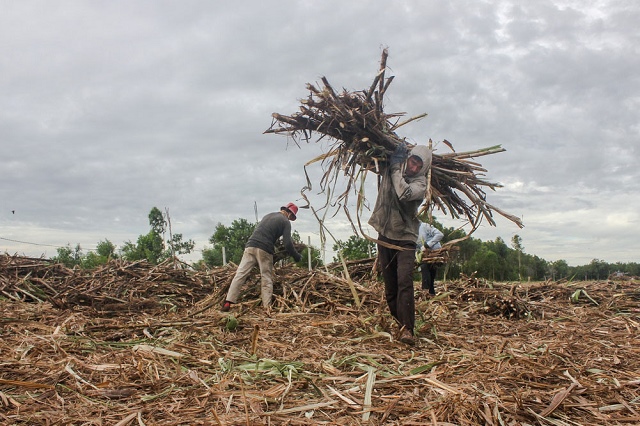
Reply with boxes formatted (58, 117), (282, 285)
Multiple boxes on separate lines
(368, 142), (432, 346)
(416, 221), (444, 296)
(221, 203), (302, 312)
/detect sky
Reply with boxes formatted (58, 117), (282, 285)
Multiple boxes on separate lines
(1, 0), (638, 267)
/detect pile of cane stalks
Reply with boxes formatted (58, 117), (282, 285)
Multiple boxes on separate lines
(1, 254), (639, 425)
(265, 48), (523, 240)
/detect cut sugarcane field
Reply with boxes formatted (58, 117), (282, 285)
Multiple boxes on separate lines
(1, 255), (638, 425)
(1, 50), (638, 425)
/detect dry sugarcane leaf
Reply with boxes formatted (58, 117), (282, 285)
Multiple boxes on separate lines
(1, 254), (640, 424)
(265, 48), (523, 250)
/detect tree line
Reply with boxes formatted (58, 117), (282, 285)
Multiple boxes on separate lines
(51, 208), (638, 281)
(52, 207), (195, 268)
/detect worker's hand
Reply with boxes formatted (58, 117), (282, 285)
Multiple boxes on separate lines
(389, 143), (409, 166)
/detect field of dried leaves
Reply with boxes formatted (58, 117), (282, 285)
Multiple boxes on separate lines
(1, 254), (638, 425)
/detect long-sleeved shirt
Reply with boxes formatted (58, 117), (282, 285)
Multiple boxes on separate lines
(368, 145), (432, 242)
(247, 211), (301, 262)
(416, 222), (444, 251)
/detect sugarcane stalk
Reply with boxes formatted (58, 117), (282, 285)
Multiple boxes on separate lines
(265, 48), (523, 239)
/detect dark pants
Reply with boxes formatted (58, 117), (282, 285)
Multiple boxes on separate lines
(420, 262), (437, 294)
(377, 235), (416, 334)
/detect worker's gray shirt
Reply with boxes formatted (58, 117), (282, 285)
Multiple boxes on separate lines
(247, 211), (301, 261)
(368, 145), (431, 242)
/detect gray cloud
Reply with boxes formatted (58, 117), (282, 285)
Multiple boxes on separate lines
(1, 0), (638, 266)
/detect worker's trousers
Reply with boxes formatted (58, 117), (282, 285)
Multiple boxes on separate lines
(377, 235), (416, 334)
(420, 262), (437, 294)
(225, 247), (274, 307)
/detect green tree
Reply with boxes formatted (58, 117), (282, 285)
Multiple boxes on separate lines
(332, 235), (376, 262)
(486, 237), (512, 281)
(51, 244), (83, 268)
(51, 240), (118, 269)
(511, 234), (524, 280)
(121, 207), (166, 264)
(527, 255), (549, 280)
(81, 239), (117, 269)
(586, 258), (609, 280)
(301, 245), (324, 268)
(121, 231), (164, 264)
(81, 252), (103, 269)
(549, 259), (569, 280)
(160, 208), (195, 259)
(204, 218), (257, 266)
(440, 226), (481, 280)
(167, 233), (195, 257)
(466, 246), (500, 280)
(120, 207), (194, 264)
(96, 239), (117, 258)
(622, 262), (640, 276)
(149, 207), (166, 235)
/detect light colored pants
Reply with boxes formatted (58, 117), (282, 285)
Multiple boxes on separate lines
(225, 247), (274, 307)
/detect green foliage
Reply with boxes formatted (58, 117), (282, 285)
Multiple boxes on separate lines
(81, 252), (106, 269)
(332, 235), (376, 262)
(617, 262), (640, 276)
(51, 239), (117, 269)
(96, 239), (117, 258)
(121, 207), (195, 264)
(431, 225), (550, 281)
(511, 234), (524, 280)
(121, 231), (164, 263)
(51, 244), (83, 268)
(295, 245), (324, 268)
(205, 219), (257, 266)
(148, 207), (166, 235)
(45, 209), (639, 281)
(167, 233), (195, 257)
(511, 234), (523, 252)
(571, 258), (611, 281)
(201, 247), (222, 268)
(436, 223), (479, 280)
(549, 259), (569, 280)
(441, 230), (634, 282)
(466, 247), (501, 280)
(82, 239), (117, 268)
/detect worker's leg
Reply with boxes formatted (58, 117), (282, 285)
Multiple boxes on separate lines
(378, 242), (399, 321)
(427, 264), (437, 295)
(225, 248), (258, 303)
(421, 262), (437, 294)
(395, 245), (417, 333)
(255, 248), (275, 307)
(420, 262), (430, 290)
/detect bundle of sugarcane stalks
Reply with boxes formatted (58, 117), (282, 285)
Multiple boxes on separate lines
(419, 245), (459, 266)
(265, 48), (523, 233)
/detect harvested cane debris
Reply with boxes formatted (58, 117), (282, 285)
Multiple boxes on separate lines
(1, 253), (639, 425)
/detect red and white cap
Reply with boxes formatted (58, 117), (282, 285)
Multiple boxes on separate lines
(281, 202), (298, 220)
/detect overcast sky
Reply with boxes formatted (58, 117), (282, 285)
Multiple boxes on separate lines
(1, 0), (638, 267)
